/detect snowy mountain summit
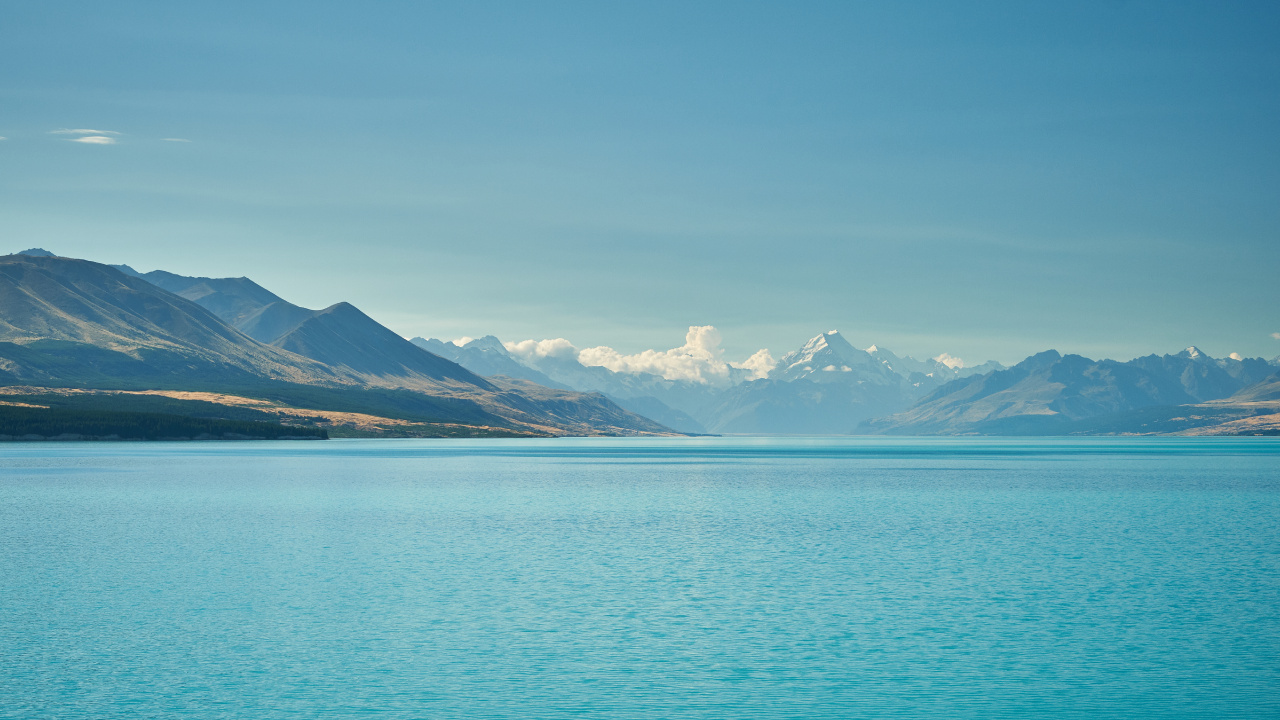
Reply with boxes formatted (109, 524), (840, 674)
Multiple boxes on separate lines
(770, 330), (1001, 391)
(770, 331), (898, 385)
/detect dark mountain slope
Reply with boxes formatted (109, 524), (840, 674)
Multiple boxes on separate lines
(272, 302), (486, 386)
(127, 268), (484, 386)
(138, 270), (287, 327)
(236, 301), (316, 343)
(483, 377), (672, 435)
(1227, 371), (1280, 402)
(1129, 347), (1274, 401)
(118, 265), (313, 344)
(0, 254), (341, 385)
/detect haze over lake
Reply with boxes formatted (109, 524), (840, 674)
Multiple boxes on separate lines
(3, 438), (1277, 719)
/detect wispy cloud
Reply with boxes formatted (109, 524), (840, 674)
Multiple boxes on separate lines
(69, 136), (117, 145)
(50, 128), (120, 136)
(1272, 332), (1280, 340)
(163, 138), (192, 142)
(0, 137), (6, 141)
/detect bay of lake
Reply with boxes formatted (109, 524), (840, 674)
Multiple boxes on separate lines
(2, 437), (1278, 719)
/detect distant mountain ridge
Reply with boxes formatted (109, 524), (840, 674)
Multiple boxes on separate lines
(126, 269), (287, 328)
(419, 331), (1278, 436)
(863, 347), (1278, 435)
(417, 330), (1009, 434)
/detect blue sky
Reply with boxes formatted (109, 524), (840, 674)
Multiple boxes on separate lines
(2, 1), (1278, 365)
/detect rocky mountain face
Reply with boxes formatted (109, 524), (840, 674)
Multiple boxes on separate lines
(0, 253), (673, 437)
(1128, 347), (1275, 399)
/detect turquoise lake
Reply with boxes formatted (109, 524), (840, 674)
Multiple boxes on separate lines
(2, 437), (1278, 719)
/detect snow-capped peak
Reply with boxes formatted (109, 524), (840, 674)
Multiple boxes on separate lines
(1177, 346), (1211, 362)
(771, 330), (901, 384)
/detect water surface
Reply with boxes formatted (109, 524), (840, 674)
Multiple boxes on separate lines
(2, 437), (1278, 719)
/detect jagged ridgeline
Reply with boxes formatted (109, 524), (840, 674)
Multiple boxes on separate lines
(861, 349), (1280, 436)
(417, 334), (1280, 437)
(4, 250), (1278, 437)
(0, 252), (676, 438)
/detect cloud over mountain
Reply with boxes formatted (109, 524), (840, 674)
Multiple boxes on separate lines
(932, 353), (966, 369)
(505, 337), (578, 360)
(732, 349), (776, 379)
(507, 325), (774, 385)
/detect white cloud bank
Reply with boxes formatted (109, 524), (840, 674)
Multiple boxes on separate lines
(69, 136), (116, 144)
(506, 326), (775, 385)
(735, 348), (776, 378)
(505, 337), (579, 360)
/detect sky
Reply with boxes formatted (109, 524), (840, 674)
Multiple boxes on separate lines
(2, 1), (1278, 366)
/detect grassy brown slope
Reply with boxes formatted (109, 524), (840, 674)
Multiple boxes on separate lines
(0, 387), (545, 438)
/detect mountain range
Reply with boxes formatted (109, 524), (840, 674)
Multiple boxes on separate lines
(417, 333), (1279, 437)
(0, 251), (671, 437)
(4, 248), (1278, 437)
(861, 348), (1279, 435)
